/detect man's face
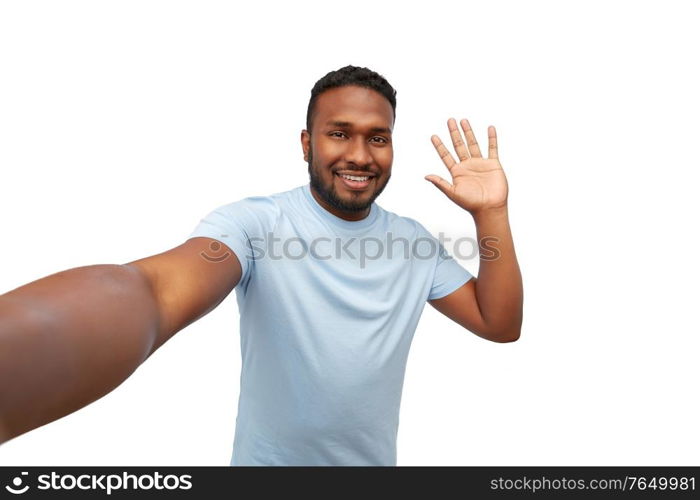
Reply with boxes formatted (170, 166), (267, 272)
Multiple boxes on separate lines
(301, 85), (394, 221)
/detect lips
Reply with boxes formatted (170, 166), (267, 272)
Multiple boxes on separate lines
(335, 170), (376, 178)
(335, 172), (374, 190)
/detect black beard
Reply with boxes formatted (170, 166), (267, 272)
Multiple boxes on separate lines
(307, 148), (389, 213)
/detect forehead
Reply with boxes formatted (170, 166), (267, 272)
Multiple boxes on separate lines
(313, 85), (393, 131)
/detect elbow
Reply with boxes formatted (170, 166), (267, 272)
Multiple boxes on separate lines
(471, 325), (521, 343)
(496, 329), (520, 343)
(491, 312), (523, 343)
(484, 324), (521, 343)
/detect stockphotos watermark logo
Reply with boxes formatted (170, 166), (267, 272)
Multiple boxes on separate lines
(3, 471), (192, 495)
(199, 231), (500, 268)
(4, 472), (29, 495)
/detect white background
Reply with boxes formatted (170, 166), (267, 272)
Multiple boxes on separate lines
(1, 0), (698, 466)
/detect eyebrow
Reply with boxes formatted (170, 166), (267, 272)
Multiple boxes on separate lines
(325, 120), (392, 134)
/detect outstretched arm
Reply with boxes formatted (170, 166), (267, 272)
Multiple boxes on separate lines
(0, 264), (161, 443)
(0, 237), (241, 444)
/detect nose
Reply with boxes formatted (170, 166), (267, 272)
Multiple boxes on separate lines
(343, 136), (373, 167)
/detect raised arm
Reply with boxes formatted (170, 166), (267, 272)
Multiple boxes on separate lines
(425, 118), (523, 342)
(0, 236), (241, 444)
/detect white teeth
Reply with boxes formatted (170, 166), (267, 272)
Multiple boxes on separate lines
(339, 174), (370, 181)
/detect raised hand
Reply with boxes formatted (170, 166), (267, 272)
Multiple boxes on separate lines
(425, 118), (508, 215)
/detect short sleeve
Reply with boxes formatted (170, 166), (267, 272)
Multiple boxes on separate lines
(188, 196), (280, 285)
(401, 217), (473, 301)
(428, 241), (474, 300)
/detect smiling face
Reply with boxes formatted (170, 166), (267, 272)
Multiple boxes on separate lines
(301, 85), (394, 221)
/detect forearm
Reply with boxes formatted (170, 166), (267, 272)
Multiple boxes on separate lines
(473, 206), (523, 340)
(0, 264), (161, 444)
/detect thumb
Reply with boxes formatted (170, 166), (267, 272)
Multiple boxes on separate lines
(424, 175), (454, 199)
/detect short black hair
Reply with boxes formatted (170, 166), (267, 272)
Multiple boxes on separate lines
(305, 65), (397, 133)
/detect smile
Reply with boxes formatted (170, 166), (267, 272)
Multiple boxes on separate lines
(335, 173), (374, 190)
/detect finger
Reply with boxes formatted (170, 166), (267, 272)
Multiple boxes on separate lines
(431, 135), (456, 172)
(424, 175), (454, 199)
(488, 125), (498, 160)
(460, 119), (482, 158)
(448, 117), (469, 162)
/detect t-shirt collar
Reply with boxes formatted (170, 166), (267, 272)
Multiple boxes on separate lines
(302, 182), (378, 230)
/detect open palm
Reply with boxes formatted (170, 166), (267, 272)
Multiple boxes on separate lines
(425, 118), (508, 214)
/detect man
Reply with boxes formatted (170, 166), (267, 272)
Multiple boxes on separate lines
(0, 65), (523, 465)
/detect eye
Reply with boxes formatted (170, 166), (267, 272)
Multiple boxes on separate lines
(329, 132), (389, 144)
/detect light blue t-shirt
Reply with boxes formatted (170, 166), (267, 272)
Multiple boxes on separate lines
(188, 183), (473, 466)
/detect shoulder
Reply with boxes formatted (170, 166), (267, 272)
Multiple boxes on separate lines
(207, 186), (301, 226)
(189, 190), (291, 246)
(376, 204), (434, 240)
(215, 188), (289, 215)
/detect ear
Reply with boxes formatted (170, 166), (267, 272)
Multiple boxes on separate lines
(301, 129), (311, 162)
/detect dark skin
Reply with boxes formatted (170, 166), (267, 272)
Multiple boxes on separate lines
(302, 85), (523, 343)
(425, 119), (523, 344)
(301, 85), (394, 221)
(0, 84), (522, 445)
